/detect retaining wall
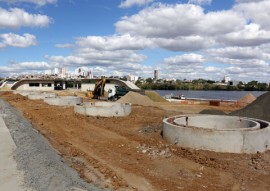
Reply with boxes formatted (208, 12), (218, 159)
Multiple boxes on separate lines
(44, 96), (83, 106)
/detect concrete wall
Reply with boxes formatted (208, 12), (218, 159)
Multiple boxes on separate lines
(174, 115), (259, 130)
(74, 102), (132, 117)
(28, 93), (57, 100)
(44, 96), (83, 106)
(163, 115), (270, 154)
(16, 81), (54, 91)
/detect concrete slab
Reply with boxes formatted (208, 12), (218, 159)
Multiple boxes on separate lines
(0, 116), (29, 191)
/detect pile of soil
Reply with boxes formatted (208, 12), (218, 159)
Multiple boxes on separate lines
(117, 91), (157, 107)
(237, 93), (256, 106)
(231, 91), (270, 121)
(145, 91), (168, 102)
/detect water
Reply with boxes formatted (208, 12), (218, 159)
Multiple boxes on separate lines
(156, 90), (267, 100)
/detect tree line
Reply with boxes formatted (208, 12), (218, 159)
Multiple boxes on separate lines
(135, 78), (270, 91)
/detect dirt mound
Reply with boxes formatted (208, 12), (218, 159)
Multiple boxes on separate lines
(237, 93), (256, 106)
(117, 91), (157, 107)
(230, 91), (270, 121)
(199, 109), (227, 115)
(145, 90), (168, 102)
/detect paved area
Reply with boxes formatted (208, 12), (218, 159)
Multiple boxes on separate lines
(0, 115), (28, 191)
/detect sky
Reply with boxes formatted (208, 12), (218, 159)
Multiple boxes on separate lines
(0, 0), (270, 82)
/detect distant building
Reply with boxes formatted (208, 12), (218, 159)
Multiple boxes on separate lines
(228, 81), (239, 86)
(224, 75), (231, 83)
(54, 68), (60, 75)
(45, 69), (52, 75)
(127, 75), (138, 82)
(75, 67), (93, 78)
(60, 67), (67, 78)
(154, 70), (159, 80)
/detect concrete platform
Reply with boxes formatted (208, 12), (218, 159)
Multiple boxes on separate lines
(163, 114), (270, 153)
(0, 116), (28, 191)
(74, 102), (132, 117)
(28, 93), (57, 100)
(44, 96), (83, 106)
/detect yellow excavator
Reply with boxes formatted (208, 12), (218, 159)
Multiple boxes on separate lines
(86, 78), (109, 99)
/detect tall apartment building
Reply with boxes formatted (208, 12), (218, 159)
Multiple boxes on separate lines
(154, 70), (159, 80)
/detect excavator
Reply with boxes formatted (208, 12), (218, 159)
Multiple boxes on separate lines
(86, 78), (113, 100)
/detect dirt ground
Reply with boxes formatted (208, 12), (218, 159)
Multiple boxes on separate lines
(1, 91), (270, 191)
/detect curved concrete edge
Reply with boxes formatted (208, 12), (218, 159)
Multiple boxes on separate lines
(28, 93), (57, 100)
(163, 115), (270, 154)
(0, 116), (29, 191)
(173, 115), (261, 131)
(44, 96), (83, 106)
(74, 102), (132, 117)
(13, 91), (42, 97)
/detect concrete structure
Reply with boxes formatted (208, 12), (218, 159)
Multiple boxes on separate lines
(28, 93), (58, 100)
(127, 75), (139, 83)
(13, 90), (42, 97)
(0, 116), (29, 191)
(44, 96), (83, 106)
(163, 114), (270, 153)
(11, 79), (66, 91)
(74, 102), (132, 117)
(224, 75), (231, 83)
(154, 70), (159, 80)
(0, 80), (17, 90)
(81, 78), (140, 95)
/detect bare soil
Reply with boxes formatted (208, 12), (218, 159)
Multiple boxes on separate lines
(1, 91), (270, 191)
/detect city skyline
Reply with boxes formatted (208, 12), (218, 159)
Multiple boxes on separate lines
(0, 0), (270, 82)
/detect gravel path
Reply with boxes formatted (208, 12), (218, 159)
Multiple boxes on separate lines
(0, 98), (105, 191)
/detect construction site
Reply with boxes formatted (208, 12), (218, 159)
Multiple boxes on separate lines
(0, 83), (270, 190)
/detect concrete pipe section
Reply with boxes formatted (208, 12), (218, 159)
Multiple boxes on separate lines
(163, 114), (270, 154)
(28, 93), (57, 100)
(44, 96), (83, 106)
(74, 102), (132, 117)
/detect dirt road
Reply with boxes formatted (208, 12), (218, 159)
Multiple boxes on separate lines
(1, 92), (270, 191)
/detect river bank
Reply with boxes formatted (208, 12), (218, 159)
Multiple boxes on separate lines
(156, 90), (267, 100)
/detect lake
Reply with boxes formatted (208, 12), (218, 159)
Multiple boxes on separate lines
(155, 90), (268, 101)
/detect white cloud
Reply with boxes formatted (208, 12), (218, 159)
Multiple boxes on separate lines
(0, 8), (51, 29)
(0, 61), (50, 75)
(206, 47), (270, 60)
(233, 0), (270, 30)
(188, 0), (212, 5)
(219, 23), (270, 46)
(115, 3), (246, 52)
(119, 0), (153, 8)
(0, 0), (57, 6)
(235, 0), (266, 3)
(75, 34), (152, 51)
(55, 43), (73, 48)
(159, 54), (206, 79)
(205, 66), (220, 72)
(164, 54), (205, 66)
(152, 36), (214, 51)
(116, 4), (245, 38)
(0, 33), (37, 48)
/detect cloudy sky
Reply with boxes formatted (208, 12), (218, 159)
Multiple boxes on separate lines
(0, 0), (270, 82)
